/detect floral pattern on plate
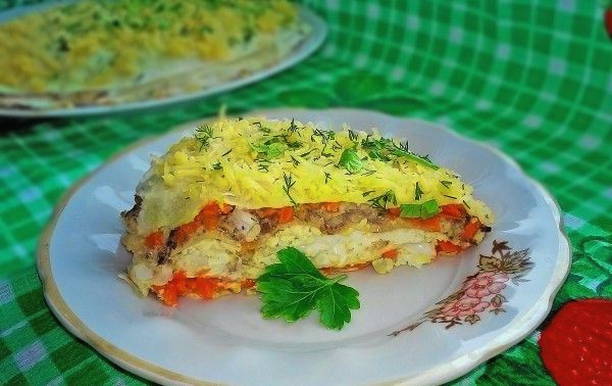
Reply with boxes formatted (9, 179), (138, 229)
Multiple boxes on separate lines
(391, 240), (534, 336)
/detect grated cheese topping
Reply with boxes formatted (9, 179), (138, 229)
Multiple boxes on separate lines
(135, 117), (493, 234)
(0, 0), (298, 93)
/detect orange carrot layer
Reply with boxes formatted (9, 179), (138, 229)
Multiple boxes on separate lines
(381, 248), (399, 259)
(144, 231), (164, 249)
(436, 240), (463, 254)
(461, 219), (482, 240)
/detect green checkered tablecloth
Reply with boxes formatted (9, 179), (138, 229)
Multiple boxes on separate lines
(1, 0), (610, 385)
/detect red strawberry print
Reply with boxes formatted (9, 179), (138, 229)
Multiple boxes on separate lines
(540, 299), (612, 385)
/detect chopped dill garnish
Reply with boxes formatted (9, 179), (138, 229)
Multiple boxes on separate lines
(415, 182), (424, 200)
(440, 180), (452, 189)
(396, 140), (410, 153)
(257, 160), (270, 172)
(194, 124), (214, 151)
(361, 135), (392, 161)
(362, 190), (375, 197)
(463, 200), (471, 209)
(348, 129), (358, 142)
(362, 169), (376, 176)
(443, 194), (458, 199)
(299, 149), (315, 158)
(212, 161), (223, 170)
(290, 155), (300, 166)
(286, 140), (302, 149)
(288, 118), (299, 133)
(368, 190), (397, 210)
(251, 121), (270, 133)
(360, 135), (438, 169)
(282, 173), (297, 206)
(312, 128), (335, 142)
(221, 149), (232, 157)
(332, 141), (343, 151)
(324, 172), (332, 184)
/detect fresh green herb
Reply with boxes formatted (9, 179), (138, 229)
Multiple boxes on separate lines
(331, 141), (343, 151)
(338, 148), (363, 173)
(257, 159), (271, 172)
(348, 129), (359, 142)
(324, 172), (332, 184)
(443, 194), (458, 199)
(243, 27), (254, 43)
(256, 247), (360, 330)
(395, 140), (411, 153)
(361, 169), (376, 176)
(194, 124), (214, 151)
(399, 203), (421, 218)
(362, 190), (375, 197)
(286, 140), (303, 149)
(288, 118), (299, 133)
(390, 145), (438, 170)
(399, 199), (440, 219)
(212, 161), (223, 170)
(368, 190), (397, 210)
(312, 128), (335, 142)
(221, 149), (233, 157)
(252, 121), (270, 133)
(360, 136), (439, 169)
(282, 173), (297, 206)
(421, 199), (440, 218)
(290, 155), (300, 166)
(414, 182), (424, 200)
(253, 138), (286, 160)
(440, 180), (452, 189)
(299, 149), (315, 158)
(361, 135), (392, 161)
(463, 200), (471, 209)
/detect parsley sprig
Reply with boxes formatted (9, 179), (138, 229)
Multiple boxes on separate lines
(257, 247), (360, 330)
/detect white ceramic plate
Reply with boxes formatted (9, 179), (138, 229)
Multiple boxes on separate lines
(38, 108), (570, 385)
(0, 4), (326, 118)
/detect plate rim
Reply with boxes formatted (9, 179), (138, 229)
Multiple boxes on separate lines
(0, 5), (327, 118)
(37, 108), (571, 385)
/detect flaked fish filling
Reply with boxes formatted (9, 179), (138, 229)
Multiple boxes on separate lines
(121, 197), (490, 305)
